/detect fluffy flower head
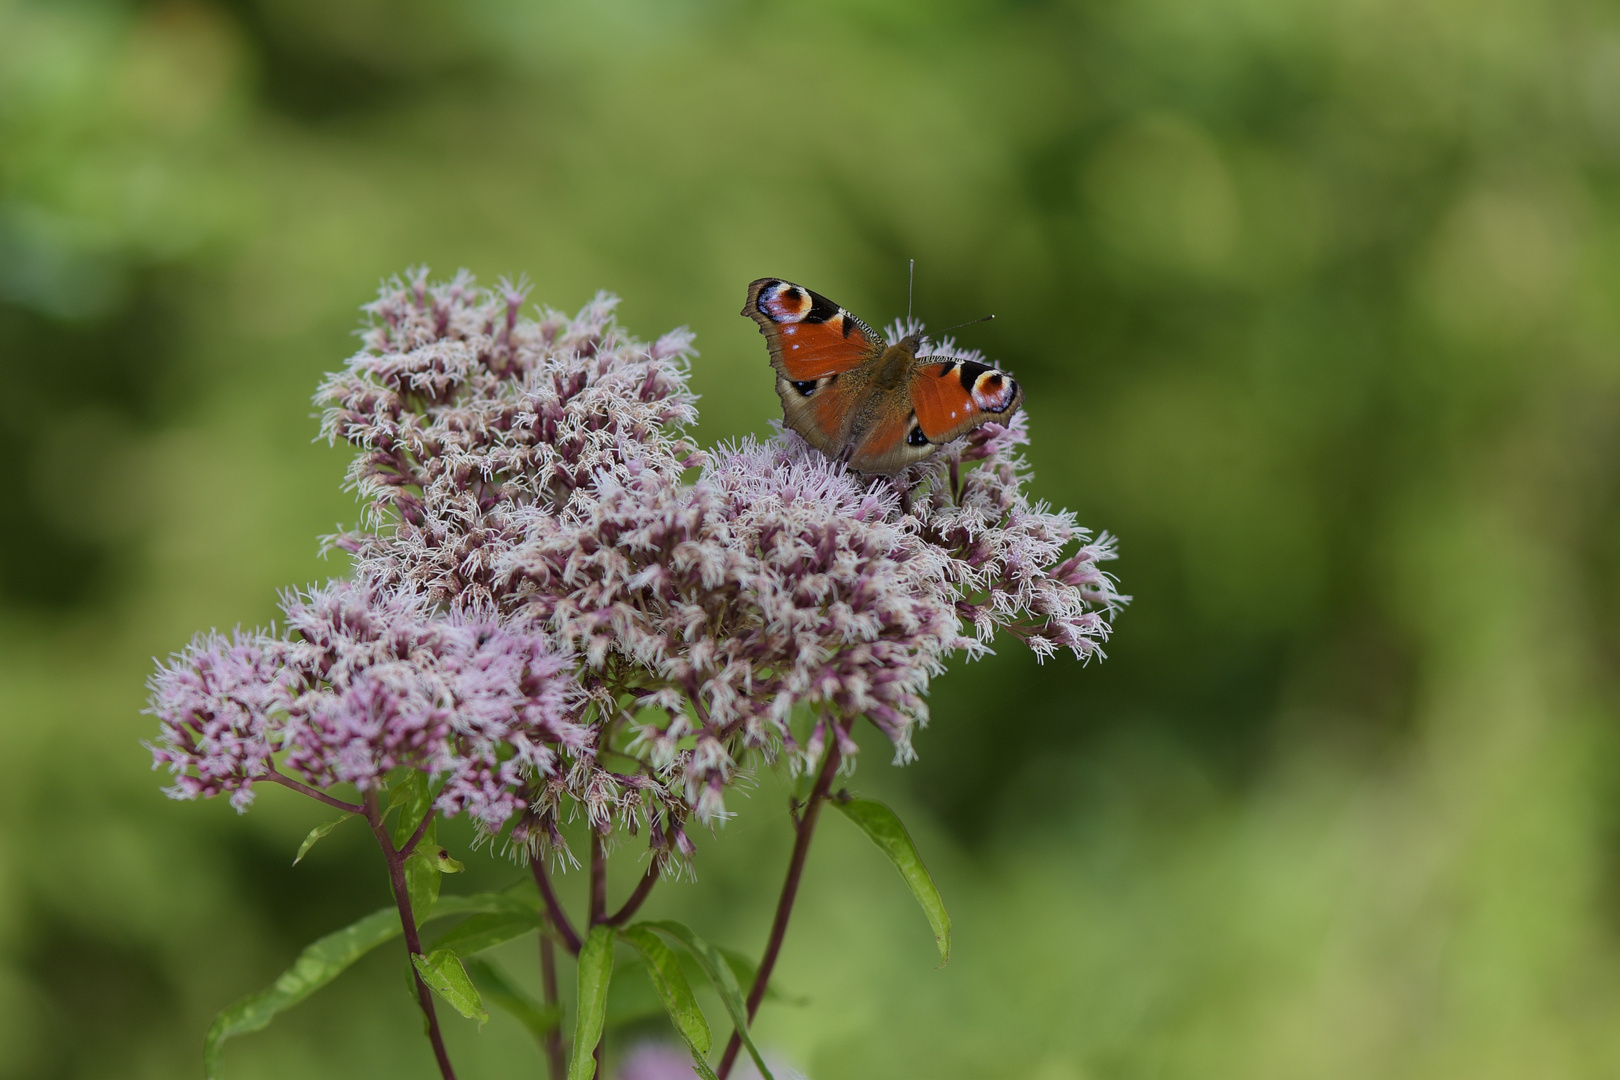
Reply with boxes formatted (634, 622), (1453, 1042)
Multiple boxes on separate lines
(149, 268), (1124, 867)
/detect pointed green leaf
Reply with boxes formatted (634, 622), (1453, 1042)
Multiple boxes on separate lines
(292, 814), (351, 866)
(204, 907), (402, 1079)
(831, 797), (951, 963)
(438, 881), (542, 919)
(432, 888), (536, 918)
(642, 920), (773, 1080)
(413, 948), (488, 1023)
(465, 957), (561, 1042)
(430, 911), (538, 957)
(202, 889), (533, 1078)
(619, 926), (715, 1077)
(567, 925), (616, 1080)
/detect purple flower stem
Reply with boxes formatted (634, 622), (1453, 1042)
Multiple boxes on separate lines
(715, 736), (844, 1080)
(539, 931), (566, 1080)
(602, 859), (661, 927)
(587, 832), (608, 1076)
(363, 791), (458, 1080)
(530, 857), (582, 955)
(266, 771), (364, 816)
(589, 832), (607, 926)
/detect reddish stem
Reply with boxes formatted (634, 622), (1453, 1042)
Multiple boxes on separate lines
(715, 737), (843, 1079)
(363, 793), (458, 1080)
(530, 856), (581, 955)
(603, 859), (661, 927)
(588, 832), (607, 926)
(539, 930), (566, 1080)
(400, 806), (438, 859)
(266, 771), (364, 815)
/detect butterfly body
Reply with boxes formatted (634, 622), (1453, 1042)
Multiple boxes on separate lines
(742, 278), (1023, 474)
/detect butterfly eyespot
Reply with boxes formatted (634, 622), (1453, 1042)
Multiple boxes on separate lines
(971, 370), (1018, 412)
(790, 379), (817, 397)
(907, 426), (929, 447)
(760, 282), (813, 322)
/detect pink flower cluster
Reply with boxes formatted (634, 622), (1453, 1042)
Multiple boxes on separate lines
(149, 581), (583, 825)
(148, 269), (1123, 868)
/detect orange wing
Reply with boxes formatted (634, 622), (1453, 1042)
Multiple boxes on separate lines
(910, 359), (1024, 443)
(773, 368), (865, 461)
(743, 278), (885, 381)
(848, 410), (914, 470)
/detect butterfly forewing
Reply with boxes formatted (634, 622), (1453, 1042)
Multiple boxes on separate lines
(743, 278), (885, 380)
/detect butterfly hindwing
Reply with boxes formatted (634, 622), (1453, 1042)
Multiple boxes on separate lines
(774, 371), (864, 460)
(744, 278), (885, 380)
(848, 400), (935, 474)
(910, 359), (1023, 443)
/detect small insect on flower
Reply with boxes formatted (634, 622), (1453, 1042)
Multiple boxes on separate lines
(743, 278), (1023, 474)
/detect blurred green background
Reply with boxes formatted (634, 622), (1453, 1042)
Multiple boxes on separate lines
(4, 0), (1619, 1076)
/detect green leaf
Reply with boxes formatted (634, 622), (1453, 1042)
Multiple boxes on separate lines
(435, 883), (541, 919)
(567, 926), (616, 1080)
(642, 921), (774, 1080)
(465, 957), (561, 1042)
(430, 911), (538, 957)
(389, 771), (433, 849)
(413, 948), (488, 1023)
(202, 889), (532, 1078)
(831, 797), (951, 964)
(292, 814), (351, 866)
(404, 823), (442, 927)
(204, 907), (402, 1079)
(715, 946), (807, 1007)
(391, 771), (443, 925)
(619, 926), (715, 1078)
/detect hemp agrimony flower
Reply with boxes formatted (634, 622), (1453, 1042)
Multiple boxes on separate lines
(150, 580), (584, 827)
(145, 269), (1123, 1080)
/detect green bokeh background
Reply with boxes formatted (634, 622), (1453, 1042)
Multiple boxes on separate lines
(4, 0), (1620, 1076)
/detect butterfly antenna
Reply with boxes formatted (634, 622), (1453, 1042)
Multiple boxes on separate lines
(907, 259), (916, 322)
(938, 313), (995, 334)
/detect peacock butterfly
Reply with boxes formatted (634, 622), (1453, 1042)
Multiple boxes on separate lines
(742, 278), (1023, 474)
